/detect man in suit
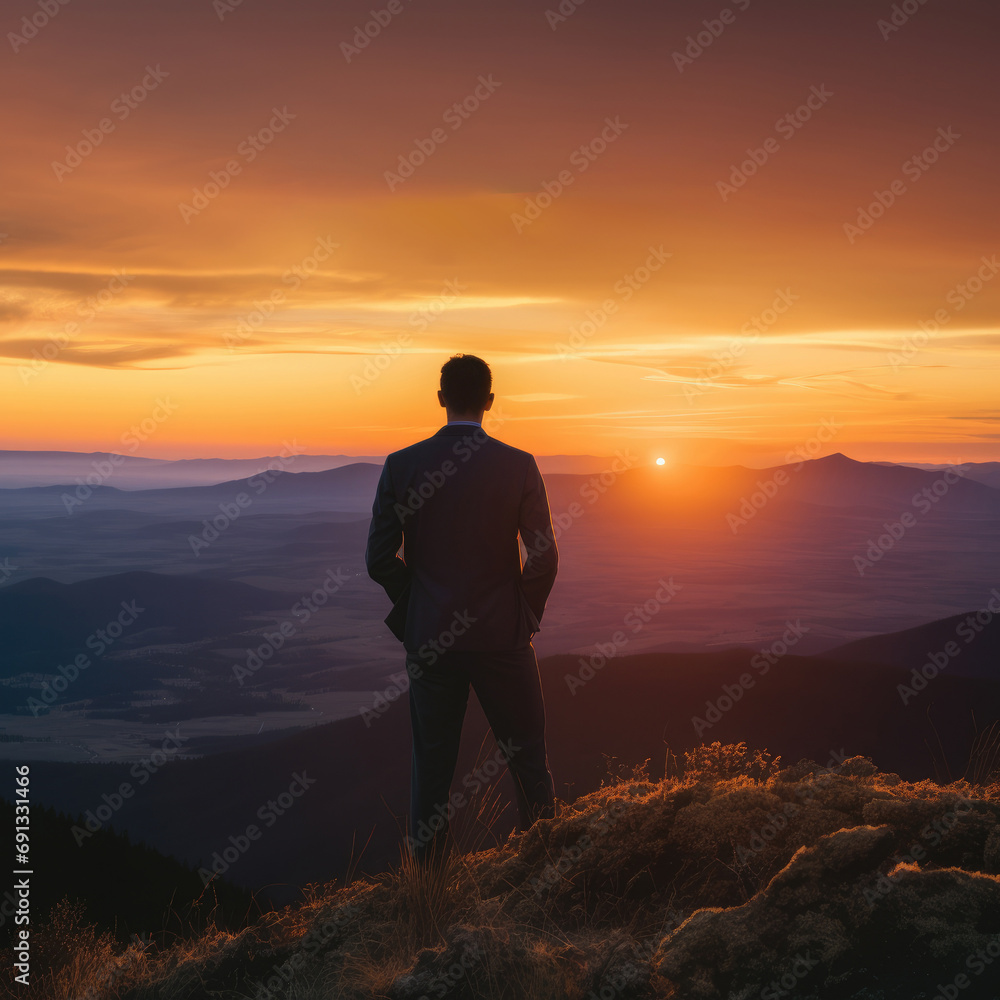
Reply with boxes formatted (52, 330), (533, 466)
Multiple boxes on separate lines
(366, 353), (558, 863)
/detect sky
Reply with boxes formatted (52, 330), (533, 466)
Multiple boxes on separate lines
(2, 0), (998, 466)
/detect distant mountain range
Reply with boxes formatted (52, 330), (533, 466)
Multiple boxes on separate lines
(876, 459), (1000, 491)
(1, 451), (997, 668)
(5, 447), (995, 494)
(0, 463), (385, 516)
(2, 452), (999, 519)
(544, 451), (1000, 520)
(0, 449), (385, 490)
(0, 449), (610, 490)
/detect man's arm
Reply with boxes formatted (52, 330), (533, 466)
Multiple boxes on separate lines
(518, 456), (558, 623)
(365, 457), (410, 602)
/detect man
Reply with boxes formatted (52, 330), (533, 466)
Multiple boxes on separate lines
(365, 353), (558, 862)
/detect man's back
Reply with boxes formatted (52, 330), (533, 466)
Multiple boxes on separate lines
(366, 423), (558, 653)
(366, 353), (557, 860)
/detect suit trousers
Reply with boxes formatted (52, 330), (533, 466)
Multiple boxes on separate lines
(405, 642), (555, 860)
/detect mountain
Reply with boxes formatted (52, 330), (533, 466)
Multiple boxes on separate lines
(0, 449), (611, 490)
(954, 461), (1000, 490)
(4, 453), (999, 523)
(2, 450), (998, 672)
(777, 452), (1000, 510)
(0, 463), (385, 516)
(0, 450), (385, 489)
(124, 463), (384, 511)
(535, 454), (1000, 538)
(827, 605), (1000, 678)
(881, 459), (1000, 492)
(589, 452), (1000, 520)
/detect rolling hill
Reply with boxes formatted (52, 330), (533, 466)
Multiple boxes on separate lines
(19, 610), (1000, 898)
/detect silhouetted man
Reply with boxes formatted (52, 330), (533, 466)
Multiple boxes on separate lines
(365, 354), (558, 862)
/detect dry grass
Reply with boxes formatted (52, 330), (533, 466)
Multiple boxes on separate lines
(966, 715), (1000, 785)
(0, 899), (150, 1000)
(7, 744), (1000, 1000)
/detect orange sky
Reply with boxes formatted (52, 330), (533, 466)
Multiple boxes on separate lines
(2, 0), (998, 465)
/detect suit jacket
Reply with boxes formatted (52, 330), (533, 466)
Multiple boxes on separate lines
(365, 423), (558, 653)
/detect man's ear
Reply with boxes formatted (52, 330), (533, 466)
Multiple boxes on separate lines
(484, 392), (494, 411)
(437, 390), (447, 408)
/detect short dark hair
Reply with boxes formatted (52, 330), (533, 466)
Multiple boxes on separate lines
(440, 354), (492, 413)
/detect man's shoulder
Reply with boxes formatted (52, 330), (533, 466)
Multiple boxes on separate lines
(481, 433), (537, 463)
(385, 434), (446, 467)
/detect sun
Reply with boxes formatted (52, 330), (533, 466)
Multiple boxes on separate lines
(655, 457), (666, 466)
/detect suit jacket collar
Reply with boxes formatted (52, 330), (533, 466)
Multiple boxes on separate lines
(433, 424), (488, 437)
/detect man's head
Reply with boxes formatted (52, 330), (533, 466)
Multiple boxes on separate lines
(438, 354), (494, 421)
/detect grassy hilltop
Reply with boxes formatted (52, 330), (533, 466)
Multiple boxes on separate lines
(7, 743), (1000, 1000)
